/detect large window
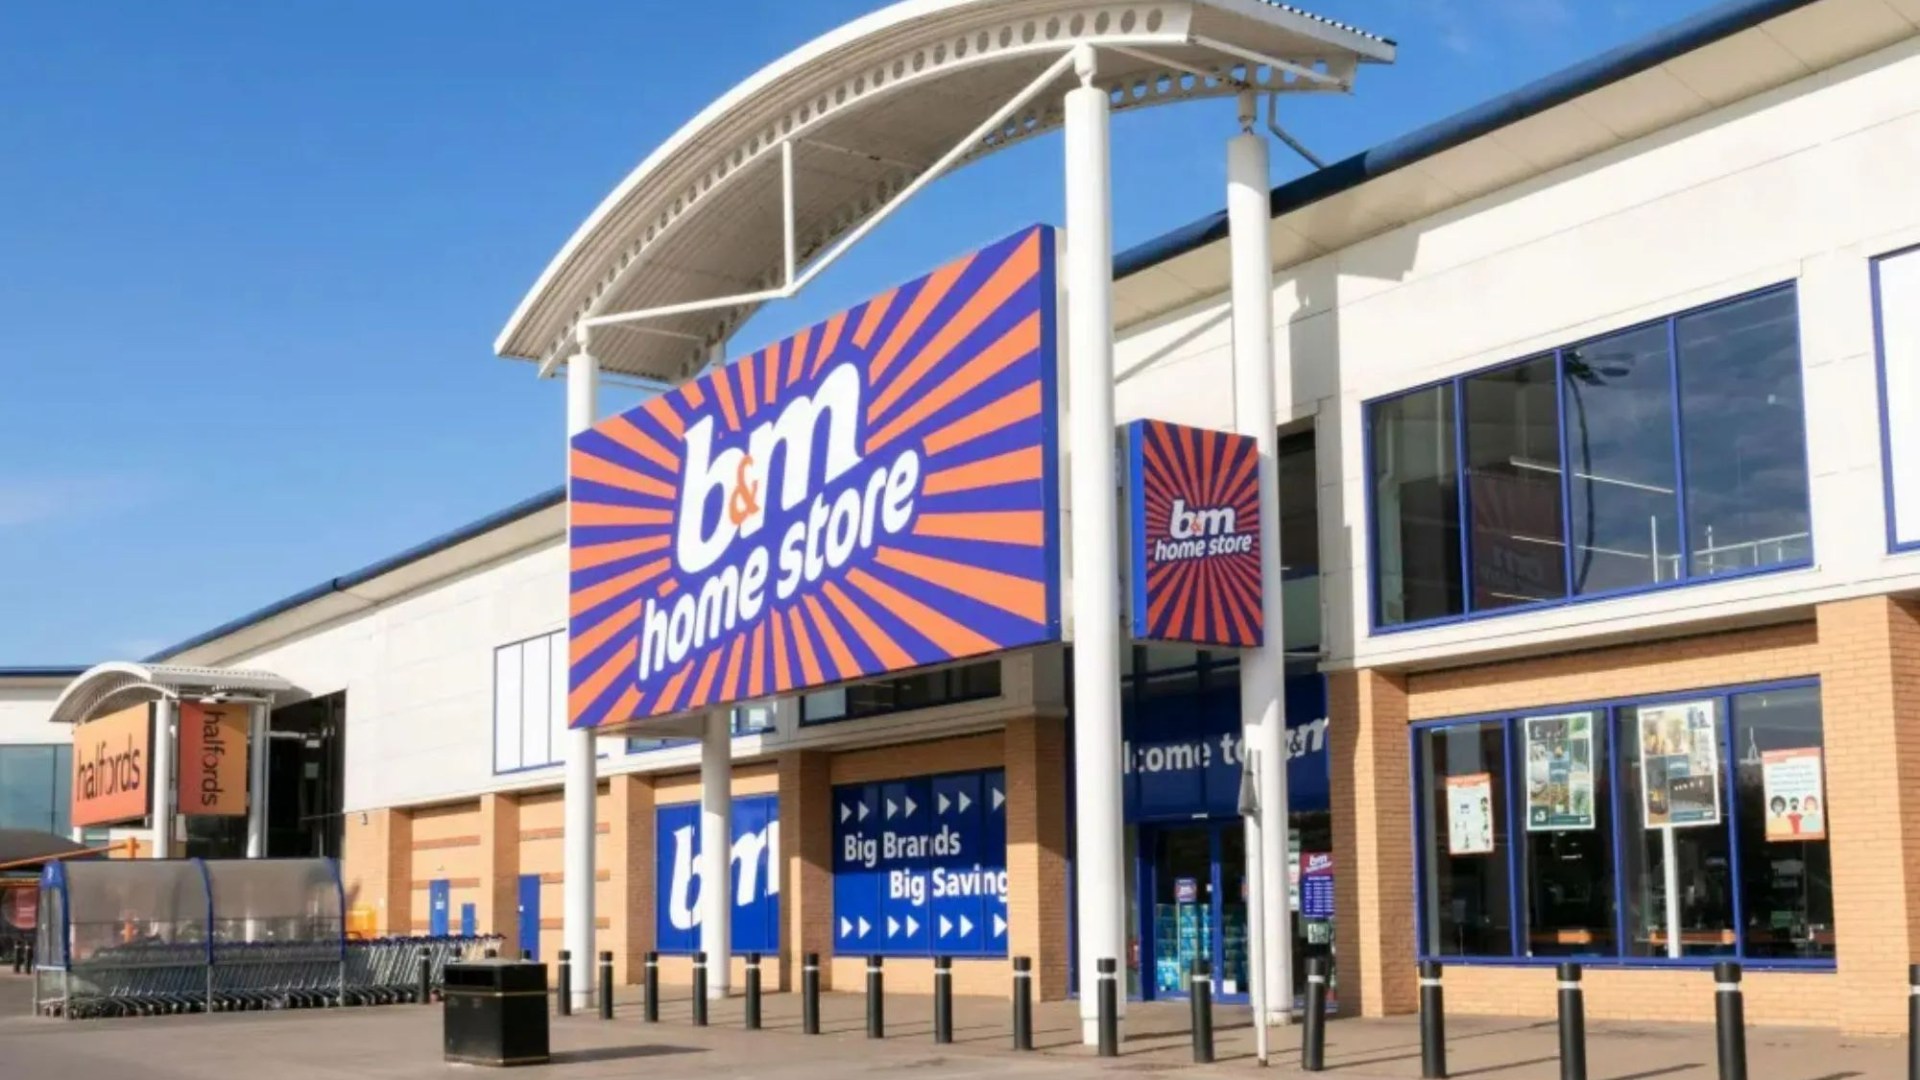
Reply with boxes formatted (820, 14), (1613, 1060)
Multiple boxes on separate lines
(493, 630), (565, 773)
(626, 704), (774, 754)
(799, 661), (1001, 725)
(0, 744), (72, 835)
(1873, 246), (1920, 550)
(1414, 679), (1833, 967)
(1369, 285), (1811, 629)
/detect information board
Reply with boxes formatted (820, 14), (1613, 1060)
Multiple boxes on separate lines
(655, 794), (780, 954)
(832, 767), (1008, 958)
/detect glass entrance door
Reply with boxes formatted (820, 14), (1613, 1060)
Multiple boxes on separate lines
(1141, 821), (1252, 1002)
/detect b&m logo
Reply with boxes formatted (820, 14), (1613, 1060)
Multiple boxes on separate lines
(654, 796), (779, 954)
(567, 227), (1065, 728)
(1126, 418), (1264, 648)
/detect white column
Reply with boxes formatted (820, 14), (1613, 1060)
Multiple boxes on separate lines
(1064, 45), (1125, 1047)
(150, 697), (174, 859)
(1228, 95), (1294, 1025)
(245, 701), (270, 858)
(699, 708), (733, 996)
(563, 345), (600, 1009)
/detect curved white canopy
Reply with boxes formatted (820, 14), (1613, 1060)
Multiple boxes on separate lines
(48, 661), (292, 728)
(496, 0), (1391, 382)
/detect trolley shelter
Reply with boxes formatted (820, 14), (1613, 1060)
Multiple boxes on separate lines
(496, 0), (1393, 1044)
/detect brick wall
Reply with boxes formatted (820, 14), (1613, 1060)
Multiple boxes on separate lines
(1004, 715), (1071, 1000)
(478, 793), (519, 954)
(341, 806), (410, 934)
(779, 750), (833, 991)
(606, 773), (654, 984)
(1329, 668), (1415, 1018)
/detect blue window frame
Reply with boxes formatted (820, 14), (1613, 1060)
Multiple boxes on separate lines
(625, 703), (775, 754)
(1410, 677), (1833, 971)
(1367, 284), (1812, 632)
(493, 630), (565, 774)
(798, 661), (1001, 726)
(1871, 244), (1920, 552)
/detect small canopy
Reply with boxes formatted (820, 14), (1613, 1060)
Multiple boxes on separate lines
(47, 661), (292, 728)
(496, 0), (1392, 381)
(0, 830), (93, 869)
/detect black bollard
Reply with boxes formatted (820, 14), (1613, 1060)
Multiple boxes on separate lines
(1303, 955), (1329, 1072)
(599, 951), (614, 1020)
(10, 940), (21, 974)
(745, 952), (762, 1031)
(1190, 957), (1215, 1064)
(417, 948), (433, 1006)
(1715, 962), (1747, 1080)
(802, 952), (820, 1035)
(521, 948), (532, 961)
(867, 956), (885, 1039)
(484, 947), (497, 959)
(644, 951), (660, 1023)
(1909, 964), (1919, 1080)
(1012, 955), (1034, 1051)
(691, 951), (708, 1026)
(1558, 962), (1587, 1080)
(934, 956), (953, 1044)
(1097, 957), (1120, 1058)
(1419, 959), (1447, 1079)
(557, 950), (572, 1016)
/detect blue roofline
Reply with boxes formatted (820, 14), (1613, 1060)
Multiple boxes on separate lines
(141, 486), (566, 663)
(131, 0), (1822, 668)
(0, 666), (87, 680)
(1115, 0), (1821, 279)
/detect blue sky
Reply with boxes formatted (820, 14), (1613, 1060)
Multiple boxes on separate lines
(0, 0), (1718, 662)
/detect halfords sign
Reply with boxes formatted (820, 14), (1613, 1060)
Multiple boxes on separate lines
(1125, 419), (1263, 647)
(71, 704), (151, 829)
(567, 226), (1064, 728)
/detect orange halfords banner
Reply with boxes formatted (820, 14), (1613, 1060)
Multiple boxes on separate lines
(177, 701), (249, 817)
(71, 704), (151, 828)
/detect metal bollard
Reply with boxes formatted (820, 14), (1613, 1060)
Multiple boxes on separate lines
(599, 951), (614, 1020)
(484, 947), (497, 959)
(1303, 955), (1329, 1072)
(1558, 962), (1587, 1080)
(557, 950), (572, 1016)
(745, 952), (762, 1031)
(802, 952), (820, 1035)
(1097, 957), (1120, 1058)
(1909, 964), (1919, 1080)
(867, 956), (885, 1039)
(1189, 957), (1214, 1064)
(10, 941), (21, 974)
(418, 948), (433, 1006)
(691, 951), (708, 1026)
(933, 956), (953, 1044)
(644, 951), (660, 1023)
(1715, 962), (1747, 1080)
(521, 948), (532, 961)
(1419, 959), (1447, 1079)
(1012, 955), (1034, 1051)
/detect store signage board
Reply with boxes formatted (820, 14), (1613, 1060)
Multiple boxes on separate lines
(1761, 747), (1826, 842)
(177, 701), (249, 818)
(1446, 773), (1495, 855)
(1637, 700), (1721, 828)
(1523, 712), (1595, 831)
(71, 704), (151, 828)
(655, 794), (779, 954)
(567, 226), (1064, 729)
(832, 768), (1007, 958)
(1124, 419), (1263, 647)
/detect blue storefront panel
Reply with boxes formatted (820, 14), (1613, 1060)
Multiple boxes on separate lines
(833, 767), (1008, 958)
(655, 793), (779, 955)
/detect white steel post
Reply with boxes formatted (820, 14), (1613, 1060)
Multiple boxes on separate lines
(700, 708), (733, 996)
(564, 344), (600, 1010)
(1229, 92), (1294, 1026)
(151, 697), (175, 858)
(1064, 44), (1125, 1048)
(245, 701), (270, 858)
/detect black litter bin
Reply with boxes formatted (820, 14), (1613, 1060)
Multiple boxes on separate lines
(443, 959), (550, 1067)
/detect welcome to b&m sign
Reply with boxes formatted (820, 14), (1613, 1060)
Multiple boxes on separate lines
(566, 226), (1065, 729)
(1125, 418), (1264, 648)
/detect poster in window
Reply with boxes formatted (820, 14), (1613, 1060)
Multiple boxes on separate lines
(1445, 773), (1496, 855)
(1637, 700), (1721, 828)
(1761, 747), (1826, 841)
(1524, 712), (1595, 831)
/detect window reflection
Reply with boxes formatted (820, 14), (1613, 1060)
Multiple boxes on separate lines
(1464, 357), (1567, 610)
(1372, 386), (1464, 626)
(1564, 326), (1681, 594)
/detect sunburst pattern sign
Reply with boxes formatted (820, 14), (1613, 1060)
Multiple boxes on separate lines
(1126, 418), (1264, 648)
(567, 226), (1064, 729)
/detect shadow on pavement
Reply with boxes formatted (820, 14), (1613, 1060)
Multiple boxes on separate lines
(549, 1044), (705, 1064)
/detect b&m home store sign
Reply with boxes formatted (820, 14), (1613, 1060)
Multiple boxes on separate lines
(566, 226), (1066, 727)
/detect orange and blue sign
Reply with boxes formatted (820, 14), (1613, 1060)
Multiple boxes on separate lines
(567, 226), (1064, 729)
(1126, 418), (1264, 648)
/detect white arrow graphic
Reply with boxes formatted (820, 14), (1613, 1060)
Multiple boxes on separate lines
(993, 914), (1007, 938)
(937, 793), (950, 815)
(938, 915), (952, 938)
(857, 801), (870, 821)
(903, 795), (917, 818)
(840, 917), (852, 938)
(885, 798), (897, 820)
(906, 915), (920, 938)
(857, 916), (871, 938)
(990, 787), (1005, 813)
(839, 803), (851, 824)
(958, 791), (972, 813)
(887, 916), (900, 938)
(959, 914), (974, 938)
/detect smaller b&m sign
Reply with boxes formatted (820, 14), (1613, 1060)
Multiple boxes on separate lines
(1125, 419), (1264, 648)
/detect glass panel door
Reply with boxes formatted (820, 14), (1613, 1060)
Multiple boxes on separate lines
(1218, 825), (1250, 1000)
(1149, 826), (1214, 998)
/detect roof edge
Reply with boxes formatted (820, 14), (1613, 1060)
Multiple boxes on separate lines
(1115, 0), (1825, 279)
(0, 666), (87, 680)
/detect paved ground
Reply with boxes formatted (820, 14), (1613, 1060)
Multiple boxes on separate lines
(0, 974), (1903, 1079)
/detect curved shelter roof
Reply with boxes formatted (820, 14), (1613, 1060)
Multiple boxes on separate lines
(47, 662), (292, 728)
(495, 0), (1392, 381)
